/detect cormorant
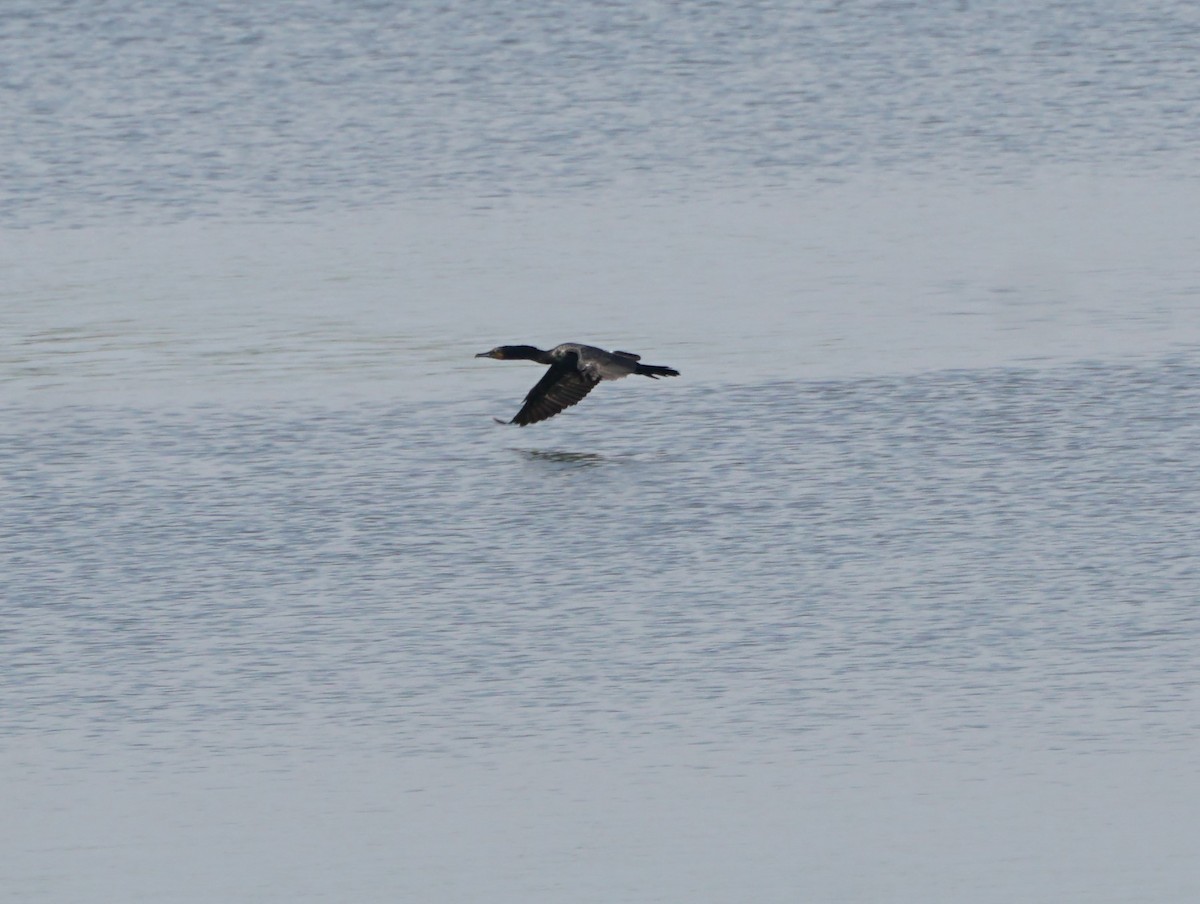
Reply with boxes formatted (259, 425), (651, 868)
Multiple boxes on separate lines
(475, 343), (680, 425)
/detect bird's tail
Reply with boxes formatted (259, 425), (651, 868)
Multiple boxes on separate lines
(635, 363), (680, 379)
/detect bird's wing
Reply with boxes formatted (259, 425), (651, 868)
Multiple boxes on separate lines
(510, 357), (600, 425)
(612, 350), (641, 361)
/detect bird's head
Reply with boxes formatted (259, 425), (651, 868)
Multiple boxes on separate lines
(475, 347), (506, 359)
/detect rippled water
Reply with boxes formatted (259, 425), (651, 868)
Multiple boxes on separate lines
(7, 361), (1200, 758)
(4, 0), (1200, 901)
(4, 0), (1200, 224)
(5, 360), (1200, 901)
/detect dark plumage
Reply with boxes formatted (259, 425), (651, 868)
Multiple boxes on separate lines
(474, 342), (680, 425)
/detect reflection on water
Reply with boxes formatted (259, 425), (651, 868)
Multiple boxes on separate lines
(518, 448), (625, 468)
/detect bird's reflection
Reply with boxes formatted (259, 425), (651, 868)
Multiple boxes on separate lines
(517, 448), (616, 468)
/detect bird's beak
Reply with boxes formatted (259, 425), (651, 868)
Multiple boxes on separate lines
(475, 351), (490, 358)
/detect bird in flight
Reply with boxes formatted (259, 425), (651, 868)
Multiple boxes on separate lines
(475, 343), (680, 425)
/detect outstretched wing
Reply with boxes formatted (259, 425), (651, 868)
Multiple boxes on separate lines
(510, 355), (600, 425)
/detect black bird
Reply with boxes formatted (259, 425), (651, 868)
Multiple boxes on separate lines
(475, 343), (680, 425)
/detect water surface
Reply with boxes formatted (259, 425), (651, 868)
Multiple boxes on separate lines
(3, 0), (1200, 901)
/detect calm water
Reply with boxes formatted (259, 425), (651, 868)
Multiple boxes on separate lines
(3, 0), (1200, 901)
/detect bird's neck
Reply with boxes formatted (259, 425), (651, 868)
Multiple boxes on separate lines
(505, 345), (555, 364)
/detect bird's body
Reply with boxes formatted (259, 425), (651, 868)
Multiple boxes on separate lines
(475, 343), (680, 425)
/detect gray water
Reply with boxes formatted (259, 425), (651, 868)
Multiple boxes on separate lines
(7, 364), (1200, 754)
(4, 0), (1200, 225)
(4, 1), (1200, 902)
